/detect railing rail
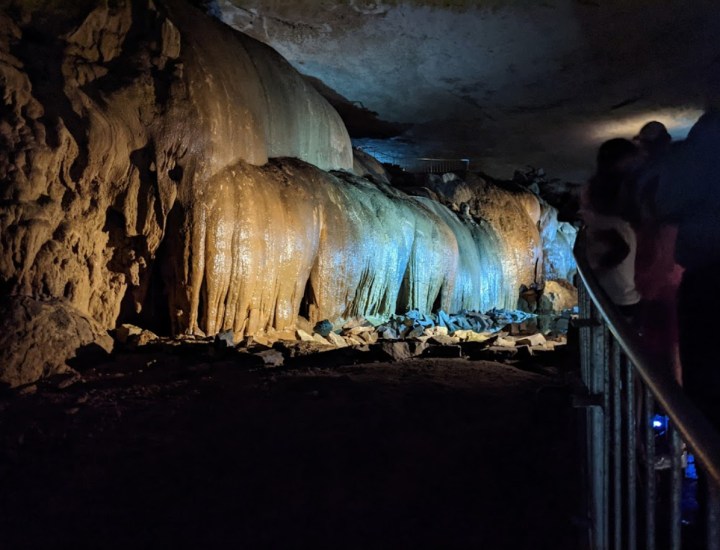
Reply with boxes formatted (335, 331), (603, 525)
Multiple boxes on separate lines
(574, 229), (720, 549)
(405, 158), (470, 174)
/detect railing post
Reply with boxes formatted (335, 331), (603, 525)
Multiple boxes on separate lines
(670, 424), (683, 550)
(602, 324), (611, 550)
(626, 355), (637, 550)
(708, 481), (720, 550)
(576, 229), (720, 550)
(613, 340), (623, 549)
(644, 388), (656, 550)
(579, 282), (610, 549)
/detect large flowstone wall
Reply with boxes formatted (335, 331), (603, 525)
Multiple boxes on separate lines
(0, 0), (575, 386)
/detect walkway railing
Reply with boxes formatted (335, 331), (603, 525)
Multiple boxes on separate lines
(402, 158), (470, 174)
(575, 229), (720, 549)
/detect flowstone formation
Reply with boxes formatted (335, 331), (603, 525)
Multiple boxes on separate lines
(0, 0), (576, 386)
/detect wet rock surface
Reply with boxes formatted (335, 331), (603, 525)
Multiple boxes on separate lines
(0, 0), (576, 386)
(0, 344), (581, 549)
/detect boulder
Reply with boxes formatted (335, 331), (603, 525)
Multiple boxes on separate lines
(326, 332), (348, 348)
(312, 333), (333, 346)
(495, 336), (517, 348)
(255, 349), (285, 368)
(453, 330), (495, 343)
(128, 329), (160, 349)
(313, 320), (334, 337)
(380, 341), (429, 361)
(539, 280), (578, 313)
(250, 334), (275, 347)
(296, 329), (316, 342)
(376, 326), (398, 340)
(358, 331), (379, 344)
(0, 297), (113, 388)
(214, 331), (236, 349)
(429, 334), (461, 346)
(344, 336), (365, 346)
(515, 333), (547, 347)
(115, 324), (143, 344)
(423, 326), (449, 337)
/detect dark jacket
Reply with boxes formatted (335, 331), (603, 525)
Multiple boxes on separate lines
(653, 110), (720, 270)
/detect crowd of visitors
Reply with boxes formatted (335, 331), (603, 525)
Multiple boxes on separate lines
(583, 106), (720, 423)
(582, 100), (720, 534)
(581, 123), (684, 386)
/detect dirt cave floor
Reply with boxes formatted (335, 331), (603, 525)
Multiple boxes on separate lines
(0, 346), (583, 549)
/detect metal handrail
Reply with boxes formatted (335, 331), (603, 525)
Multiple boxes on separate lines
(574, 229), (720, 487)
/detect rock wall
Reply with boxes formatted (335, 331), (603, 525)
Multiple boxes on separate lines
(163, 159), (577, 339)
(164, 159), (460, 337)
(352, 147), (390, 183)
(0, 296), (114, 387)
(0, 0), (576, 385)
(0, 0), (352, 335)
(413, 173), (546, 298)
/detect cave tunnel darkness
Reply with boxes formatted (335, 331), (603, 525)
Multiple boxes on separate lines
(1, 0), (720, 548)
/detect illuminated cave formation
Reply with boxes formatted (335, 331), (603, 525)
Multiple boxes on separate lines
(0, 0), (576, 386)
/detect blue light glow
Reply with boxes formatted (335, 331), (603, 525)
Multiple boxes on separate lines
(686, 453), (698, 480)
(652, 414), (668, 435)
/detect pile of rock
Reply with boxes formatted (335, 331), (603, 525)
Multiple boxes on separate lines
(376, 308), (535, 338)
(109, 305), (573, 370)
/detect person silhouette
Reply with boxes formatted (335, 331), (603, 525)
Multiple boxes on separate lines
(633, 121), (684, 384)
(581, 138), (643, 319)
(653, 106), (720, 428)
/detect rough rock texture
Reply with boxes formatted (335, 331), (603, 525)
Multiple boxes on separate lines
(0, 0), (576, 382)
(539, 199), (578, 283)
(164, 158), (468, 337)
(413, 173), (548, 303)
(0, 0), (350, 327)
(0, 296), (113, 387)
(539, 280), (578, 314)
(214, 0), (719, 180)
(352, 147), (390, 183)
(0, 0), (352, 381)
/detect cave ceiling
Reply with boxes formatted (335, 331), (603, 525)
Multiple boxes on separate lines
(212, 0), (720, 180)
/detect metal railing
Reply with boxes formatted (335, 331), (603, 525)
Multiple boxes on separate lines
(353, 145), (472, 174)
(575, 229), (720, 549)
(402, 158), (470, 174)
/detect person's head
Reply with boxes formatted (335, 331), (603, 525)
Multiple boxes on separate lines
(589, 138), (640, 217)
(633, 121), (672, 159)
(595, 138), (640, 177)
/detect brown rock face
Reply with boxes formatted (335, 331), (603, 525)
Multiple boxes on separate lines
(0, 296), (113, 387)
(0, 0), (575, 382)
(539, 280), (579, 314)
(413, 173), (559, 303)
(0, 1), (351, 313)
(0, 0), (352, 381)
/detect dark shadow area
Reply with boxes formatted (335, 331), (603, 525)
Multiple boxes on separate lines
(11, 27), (90, 181)
(0, 357), (582, 549)
(298, 276), (316, 321)
(132, 235), (174, 337)
(65, 342), (112, 370)
(304, 74), (410, 139)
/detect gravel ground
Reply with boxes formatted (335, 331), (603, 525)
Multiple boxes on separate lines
(0, 349), (583, 549)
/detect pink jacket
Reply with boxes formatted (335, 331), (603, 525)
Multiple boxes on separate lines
(634, 223), (683, 302)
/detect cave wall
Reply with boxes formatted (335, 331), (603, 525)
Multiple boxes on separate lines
(0, 0), (352, 336)
(0, 0), (576, 384)
(164, 158), (575, 339)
